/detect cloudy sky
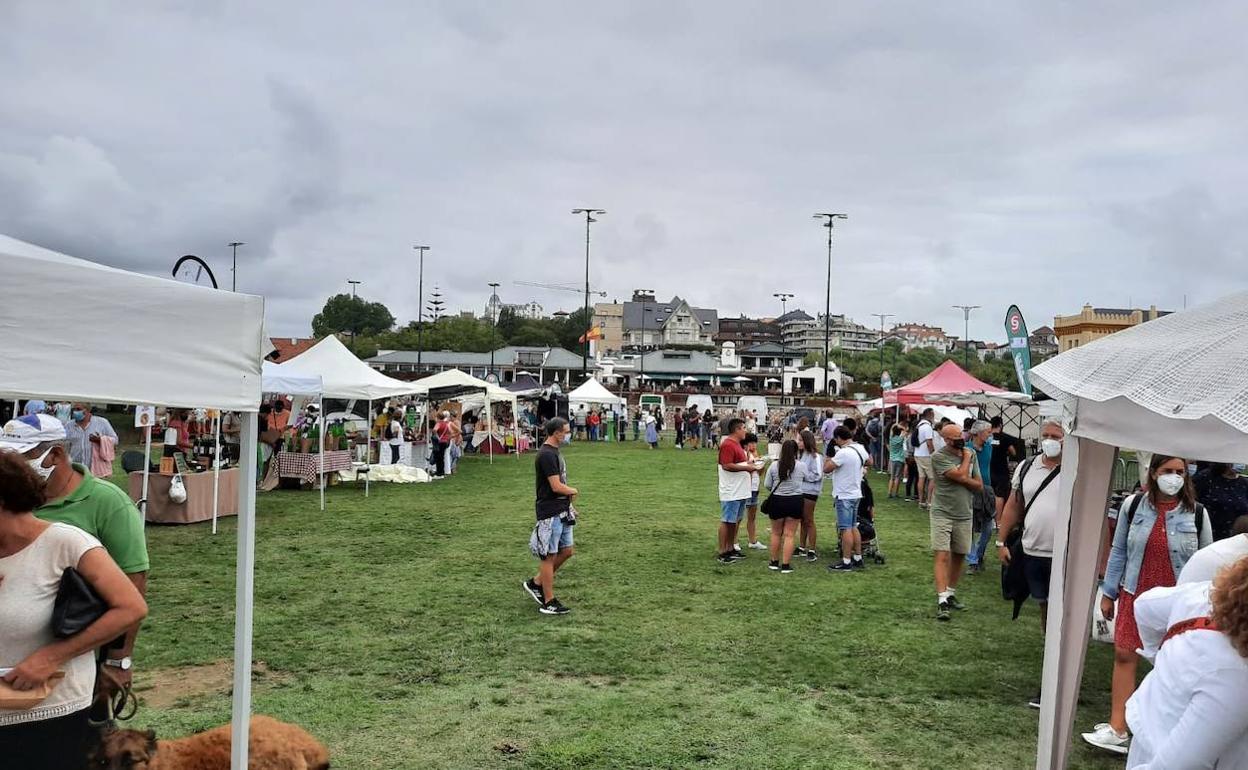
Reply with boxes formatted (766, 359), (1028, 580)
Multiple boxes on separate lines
(4, 2), (1246, 341)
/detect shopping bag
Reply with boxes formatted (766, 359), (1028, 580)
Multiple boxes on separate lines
(1091, 587), (1116, 644)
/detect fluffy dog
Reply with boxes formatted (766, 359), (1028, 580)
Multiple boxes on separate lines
(91, 715), (330, 770)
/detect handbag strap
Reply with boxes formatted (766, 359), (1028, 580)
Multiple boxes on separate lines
(1161, 616), (1220, 649)
(1019, 458), (1061, 520)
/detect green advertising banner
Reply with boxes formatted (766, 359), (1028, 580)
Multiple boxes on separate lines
(1004, 305), (1032, 396)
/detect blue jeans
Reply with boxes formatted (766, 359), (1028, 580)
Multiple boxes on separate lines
(966, 519), (995, 566)
(835, 498), (860, 531)
(588, 425), (598, 441)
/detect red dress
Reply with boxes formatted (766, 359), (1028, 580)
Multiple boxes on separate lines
(1115, 499), (1178, 653)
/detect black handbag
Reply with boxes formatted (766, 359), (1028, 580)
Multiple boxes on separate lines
(52, 567), (108, 639)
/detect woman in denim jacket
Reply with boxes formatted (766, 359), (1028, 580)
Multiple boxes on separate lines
(1082, 455), (1213, 756)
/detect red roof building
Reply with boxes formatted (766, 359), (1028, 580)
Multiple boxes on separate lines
(267, 337), (318, 363)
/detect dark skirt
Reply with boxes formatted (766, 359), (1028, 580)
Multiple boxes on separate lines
(766, 493), (806, 520)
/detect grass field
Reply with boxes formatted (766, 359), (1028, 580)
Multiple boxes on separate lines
(117, 439), (1125, 769)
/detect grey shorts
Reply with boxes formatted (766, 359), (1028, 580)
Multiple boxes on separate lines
(929, 510), (972, 554)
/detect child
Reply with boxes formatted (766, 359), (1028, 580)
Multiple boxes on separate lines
(741, 433), (767, 551)
(887, 424), (906, 498)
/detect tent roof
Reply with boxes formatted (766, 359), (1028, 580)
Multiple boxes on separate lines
(0, 234), (265, 411)
(1032, 290), (1248, 462)
(274, 336), (418, 401)
(261, 361), (323, 396)
(567, 378), (624, 405)
(408, 368), (517, 408)
(884, 360), (1003, 405)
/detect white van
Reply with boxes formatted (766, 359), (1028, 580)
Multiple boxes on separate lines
(684, 394), (713, 418)
(736, 396), (769, 422)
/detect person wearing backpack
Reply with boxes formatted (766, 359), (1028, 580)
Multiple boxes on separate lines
(996, 420), (1066, 707)
(1081, 454), (1214, 756)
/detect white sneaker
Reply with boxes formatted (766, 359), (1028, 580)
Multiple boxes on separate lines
(1081, 723), (1130, 755)
(733, 544), (742, 554)
(748, 541), (767, 550)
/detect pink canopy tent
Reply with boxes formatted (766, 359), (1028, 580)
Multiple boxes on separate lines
(883, 360), (1004, 406)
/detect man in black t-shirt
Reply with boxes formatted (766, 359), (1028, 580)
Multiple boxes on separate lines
(523, 417), (579, 615)
(989, 416), (1022, 519)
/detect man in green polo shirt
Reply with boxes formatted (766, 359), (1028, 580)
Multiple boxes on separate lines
(1, 413), (149, 719)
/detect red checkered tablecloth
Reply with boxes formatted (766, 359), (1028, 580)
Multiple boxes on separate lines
(275, 450), (354, 486)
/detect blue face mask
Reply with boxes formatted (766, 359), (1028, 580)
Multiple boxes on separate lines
(1234, 464), (1246, 475)
(71, 409), (85, 422)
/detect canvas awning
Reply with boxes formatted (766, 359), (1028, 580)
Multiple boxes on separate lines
(261, 361), (323, 396)
(883, 360), (1004, 406)
(567, 377), (625, 406)
(273, 335), (419, 401)
(1027, 290), (1248, 769)
(0, 234), (266, 770)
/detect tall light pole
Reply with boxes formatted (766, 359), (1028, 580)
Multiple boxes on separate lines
(871, 313), (894, 374)
(773, 292), (794, 317)
(489, 282), (501, 377)
(347, 279), (361, 299)
(414, 245), (430, 373)
(227, 242), (244, 292)
(953, 305), (981, 369)
(635, 288), (653, 391)
(813, 213), (847, 396)
(572, 208), (606, 380)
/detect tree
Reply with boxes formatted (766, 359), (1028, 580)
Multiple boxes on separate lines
(496, 306), (521, 342)
(311, 294), (396, 338)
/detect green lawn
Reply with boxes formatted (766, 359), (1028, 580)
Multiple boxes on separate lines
(119, 440), (1124, 769)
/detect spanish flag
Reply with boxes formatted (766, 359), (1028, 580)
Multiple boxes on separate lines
(578, 326), (604, 344)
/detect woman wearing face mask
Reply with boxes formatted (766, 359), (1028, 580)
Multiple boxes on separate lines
(1193, 462), (1248, 541)
(1082, 455), (1214, 755)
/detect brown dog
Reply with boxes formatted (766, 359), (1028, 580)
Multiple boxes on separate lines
(91, 715), (330, 770)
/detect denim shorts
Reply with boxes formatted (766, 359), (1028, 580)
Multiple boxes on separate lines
(890, 460), (905, 479)
(1024, 554), (1052, 602)
(720, 499), (748, 524)
(835, 497), (860, 530)
(544, 515), (575, 553)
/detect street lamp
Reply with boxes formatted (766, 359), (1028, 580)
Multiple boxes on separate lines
(871, 313), (894, 374)
(227, 242), (244, 292)
(953, 305), (981, 369)
(572, 208), (606, 380)
(489, 282), (501, 376)
(347, 280), (361, 299)
(773, 292), (794, 317)
(813, 213), (848, 396)
(635, 287), (653, 392)
(414, 245), (430, 373)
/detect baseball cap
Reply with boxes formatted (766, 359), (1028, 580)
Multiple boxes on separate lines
(0, 414), (68, 454)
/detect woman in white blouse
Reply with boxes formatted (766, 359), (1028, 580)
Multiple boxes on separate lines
(1125, 554), (1248, 768)
(0, 451), (147, 769)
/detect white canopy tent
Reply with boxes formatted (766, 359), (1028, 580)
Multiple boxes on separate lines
(261, 362), (331, 510)
(0, 234), (265, 770)
(567, 377), (625, 407)
(408, 369), (520, 463)
(1028, 291), (1248, 769)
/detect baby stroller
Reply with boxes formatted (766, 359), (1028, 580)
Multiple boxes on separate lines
(836, 477), (886, 565)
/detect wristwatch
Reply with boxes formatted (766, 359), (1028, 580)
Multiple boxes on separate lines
(104, 656), (132, 671)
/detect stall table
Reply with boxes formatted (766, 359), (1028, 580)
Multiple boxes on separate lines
(129, 469), (239, 525)
(274, 449), (354, 486)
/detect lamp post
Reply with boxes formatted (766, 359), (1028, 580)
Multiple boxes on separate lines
(773, 292), (794, 317)
(572, 208), (606, 380)
(227, 242), (244, 292)
(813, 213), (847, 396)
(871, 313), (894, 374)
(953, 305), (981, 368)
(414, 245), (430, 373)
(635, 288), (653, 391)
(489, 282), (501, 377)
(347, 280), (361, 299)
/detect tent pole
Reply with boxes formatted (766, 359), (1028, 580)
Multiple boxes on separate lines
(487, 393), (493, 465)
(230, 412), (259, 770)
(319, 396), (325, 512)
(365, 399), (372, 497)
(212, 415), (221, 535)
(140, 425), (152, 518)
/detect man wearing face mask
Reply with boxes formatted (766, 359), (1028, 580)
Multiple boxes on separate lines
(0, 414), (150, 721)
(1192, 462), (1248, 541)
(929, 423), (983, 621)
(995, 420), (1066, 707)
(63, 403), (118, 468)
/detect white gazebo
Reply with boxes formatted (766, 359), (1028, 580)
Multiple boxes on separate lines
(1028, 290), (1248, 769)
(0, 234), (266, 770)
(567, 377), (625, 408)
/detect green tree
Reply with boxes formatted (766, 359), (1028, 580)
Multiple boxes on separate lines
(311, 294), (396, 338)
(495, 306), (521, 342)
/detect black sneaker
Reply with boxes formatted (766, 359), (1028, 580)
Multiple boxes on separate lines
(1028, 692), (1042, 710)
(716, 553), (738, 564)
(522, 578), (543, 604)
(946, 594), (967, 611)
(768, 560), (781, 571)
(794, 546), (808, 556)
(851, 558), (866, 570)
(729, 550), (747, 561)
(805, 550), (819, 562)
(828, 561), (855, 573)
(937, 601), (951, 621)
(539, 599), (570, 615)
(779, 563), (795, 574)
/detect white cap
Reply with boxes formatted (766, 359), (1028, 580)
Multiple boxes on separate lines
(0, 414), (67, 454)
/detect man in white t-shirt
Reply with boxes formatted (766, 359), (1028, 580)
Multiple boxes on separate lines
(824, 426), (868, 572)
(1179, 518), (1248, 584)
(912, 408), (936, 509)
(997, 420), (1065, 641)
(716, 418), (758, 564)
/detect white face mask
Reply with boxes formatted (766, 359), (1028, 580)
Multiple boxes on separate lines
(27, 448), (55, 482)
(1156, 472), (1185, 497)
(1040, 438), (1063, 458)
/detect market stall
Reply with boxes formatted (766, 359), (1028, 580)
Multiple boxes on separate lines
(131, 468), (239, 525)
(1, 233), (265, 770)
(1027, 291), (1248, 769)
(408, 368), (521, 463)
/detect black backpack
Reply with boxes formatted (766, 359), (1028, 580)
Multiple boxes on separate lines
(1120, 493), (1206, 539)
(910, 422), (924, 448)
